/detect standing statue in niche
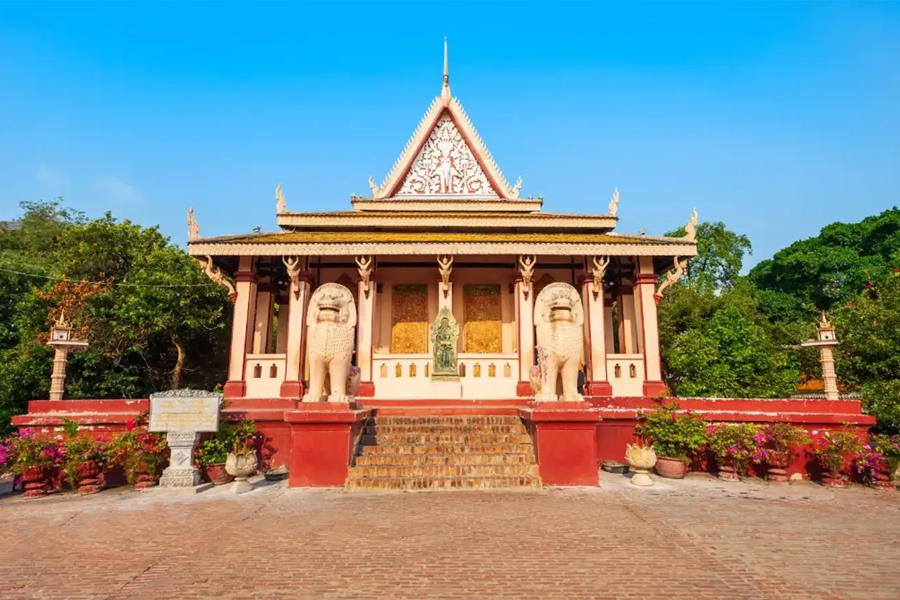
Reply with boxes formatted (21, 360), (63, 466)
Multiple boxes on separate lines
(534, 282), (585, 402)
(303, 283), (357, 403)
(430, 307), (460, 380)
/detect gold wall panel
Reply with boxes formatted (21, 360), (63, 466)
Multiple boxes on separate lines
(391, 284), (428, 354)
(463, 285), (502, 354)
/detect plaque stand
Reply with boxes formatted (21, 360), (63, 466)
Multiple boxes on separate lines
(159, 431), (212, 493)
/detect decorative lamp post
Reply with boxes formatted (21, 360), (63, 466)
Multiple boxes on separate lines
(47, 312), (89, 401)
(801, 312), (840, 401)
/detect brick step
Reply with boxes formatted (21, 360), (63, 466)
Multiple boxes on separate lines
(374, 416), (522, 426)
(360, 443), (535, 456)
(345, 475), (542, 490)
(348, 463), (540, 478)
(361, 433), (532, 446)
(355, 453), (536, 467)
(365, 424), (527, 435)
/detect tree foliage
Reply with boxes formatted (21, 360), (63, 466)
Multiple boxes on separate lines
(0, 200), (231, 433)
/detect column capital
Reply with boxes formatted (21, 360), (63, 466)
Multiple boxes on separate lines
(234, 272), (259, 284)
(635, 273), (658, 285)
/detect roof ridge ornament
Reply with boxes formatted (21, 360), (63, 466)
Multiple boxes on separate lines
(441, 37), (451, 106)
(276, 184), (286, 214)
(683, 208), (699, 242)
(187, 207), (199, 241)
(608, 188), (619, 217)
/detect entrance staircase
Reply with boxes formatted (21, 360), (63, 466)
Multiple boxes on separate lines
(346, 413), (542, 490)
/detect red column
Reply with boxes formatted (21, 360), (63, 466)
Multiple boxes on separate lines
(580, 274), (612, 397)
(636, 256), (665, 397)
(224, 257), (258, 398)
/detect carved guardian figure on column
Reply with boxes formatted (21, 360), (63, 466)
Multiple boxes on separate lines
(303, 283), (357, 403)
(534, 282), (585, 402)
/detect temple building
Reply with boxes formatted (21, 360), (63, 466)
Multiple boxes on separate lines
(187, 42), (699, 403)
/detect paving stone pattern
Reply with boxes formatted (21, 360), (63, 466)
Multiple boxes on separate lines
(346, 415), (541, 490)
(0, 474), (898, 599)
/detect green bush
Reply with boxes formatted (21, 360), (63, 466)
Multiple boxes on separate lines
(635, 400), (707, 460)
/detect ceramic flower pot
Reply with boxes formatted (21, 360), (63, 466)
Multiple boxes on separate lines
(132, 460), (160, 490)
(872, 458), (894, 489)
(766, 450), (791, 483)
(821, 471), (845, 488)
(203, 463), (234, 485)
(717, 458), (740, 482)
(226, 451), (258, 494)
(77, 460), (104, 495)
(20, 465), (48, 498)
(654, 456), (687, 479)
(625, 444), (657, 487)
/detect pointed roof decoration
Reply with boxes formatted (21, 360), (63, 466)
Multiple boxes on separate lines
(371, 39), (521, 201)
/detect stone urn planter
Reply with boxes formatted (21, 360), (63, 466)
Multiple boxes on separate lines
(225, 451), (258, 494)
(20, 465), (48, 498)
(715, 457), (740, 481)
(625, 444), (657, 487)
(203, 463), (234, 486)
(77, 460), (104, 495)
(766, 451), (791, 483)
(654, 456), (687, 479)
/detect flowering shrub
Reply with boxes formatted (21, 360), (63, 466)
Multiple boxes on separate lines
(815, 429), (864, 478)
(108, 414), (168, 485)
(852, 447), (886, 486)
(635, 401), (707, 460)
(61, 419), (109, 489)
(871, 434), (900, 474)
(194, 419), (257, 466)
(754, 423), (811, 463)
(706, 423), (761, 475)
(0, 428), (65, 476)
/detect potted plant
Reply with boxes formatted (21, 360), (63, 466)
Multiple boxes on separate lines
(109, 415), (169, 489)
(759, 423), (810, 483)
(3, 428), (65, 498)
(225, 420), (259, 492)
(194, 422), (245, 485)
(61, 419), (109, 495)
(706, 423), (760, 481)
(636, 401), (707, 479)
(814, 429), (863, 487)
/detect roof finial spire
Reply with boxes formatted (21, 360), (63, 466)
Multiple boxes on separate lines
(441, 37), (451, 104)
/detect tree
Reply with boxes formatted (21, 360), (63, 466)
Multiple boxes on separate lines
(0, 201), (231, 433)
(666, 221), (752, 293)
(750, 208), (900, 310)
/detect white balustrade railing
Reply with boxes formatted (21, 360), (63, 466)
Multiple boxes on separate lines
(606, 354), (644, 397)
(373, 353), (519, 399)
(245, 354), (286, 398)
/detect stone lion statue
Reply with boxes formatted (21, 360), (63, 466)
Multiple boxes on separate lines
(533, 282), (585, 402)
(303, 283), (357, 403)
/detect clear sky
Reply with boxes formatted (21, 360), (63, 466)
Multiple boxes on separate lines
(2, 2), (898, 267)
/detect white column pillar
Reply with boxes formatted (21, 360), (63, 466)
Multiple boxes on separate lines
(280, 270), (311, 399)
(252, 283), (274, 354)
(225, 256), (258, 398)
(581, 275), (611, 396)
(821, 347), (839, 401)
(515, 276), (535, 396)
(356, 276), (376, 397)
(49, 347), (70, 401)
(636, 256), (665, 397)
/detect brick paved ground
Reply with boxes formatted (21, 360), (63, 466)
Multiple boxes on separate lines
(0, 473), (898, 600)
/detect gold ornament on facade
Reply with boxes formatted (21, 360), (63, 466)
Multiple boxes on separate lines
(391, 284), (428, 354)
(187, 207), (200, 241)
(355, 255), (373, 298)
(437, 255), (453, 298)
(518, 255), (536, 299)
(591, 256), (610, 299)
(463, 285), (502, 354)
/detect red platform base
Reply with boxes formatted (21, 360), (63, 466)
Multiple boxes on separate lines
(279, 380), (304, 399)
(520, 402), (603, 486)
(642, 381), (667, 397)
(284, 403), (372, 487)
(223, 380), (247, 398)
(516, 381), (533, 397)
(585, 381), (613, 396)
(356, 381), (375, 398)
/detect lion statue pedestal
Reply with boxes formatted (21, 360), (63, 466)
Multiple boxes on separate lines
(302, 283), (358, 403)
(532, 282), (585, 402)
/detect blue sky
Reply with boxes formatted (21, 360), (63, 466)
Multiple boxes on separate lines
(1, 2), (899, 268)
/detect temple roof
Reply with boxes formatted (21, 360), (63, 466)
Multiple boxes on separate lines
(366, 40), (521, 205)
(276, 210), (617, 230)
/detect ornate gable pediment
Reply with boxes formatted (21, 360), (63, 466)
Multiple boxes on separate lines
(396, 113), (499, 198)
(370, 40), (521, 201)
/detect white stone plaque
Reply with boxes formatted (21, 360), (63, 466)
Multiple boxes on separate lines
(149, 391), (220, 433)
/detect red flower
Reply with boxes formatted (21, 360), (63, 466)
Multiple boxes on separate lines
(125, 419), (135, 432)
